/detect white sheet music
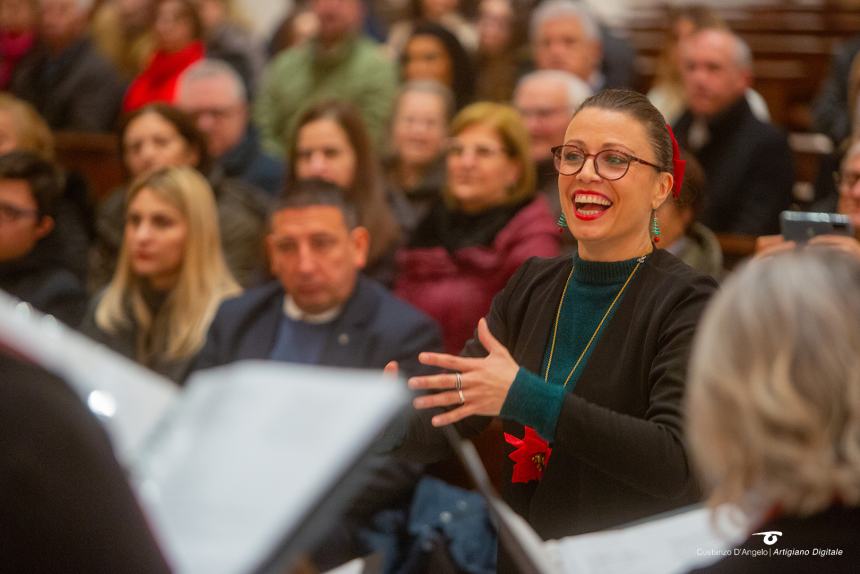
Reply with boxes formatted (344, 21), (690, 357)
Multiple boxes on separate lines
(131, 361), (406, 574)
(556, 505), (748, 574)
(0, 293), (178, 463)
(0, 293), (408, 574)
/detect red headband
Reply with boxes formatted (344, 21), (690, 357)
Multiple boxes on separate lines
(666, 123), (685, 199)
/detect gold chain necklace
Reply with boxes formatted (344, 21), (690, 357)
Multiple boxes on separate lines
(543, 255), (647, 388)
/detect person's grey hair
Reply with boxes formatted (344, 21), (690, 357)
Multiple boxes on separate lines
(529, 0), (599, 43)
(687, 250), (860, 518)
(396, 80), (456, 121)
(730, 31), (753, 71)
(696, 27), (752, 71)
(515, 70), (593, 111)
(177, 59), (247, 104)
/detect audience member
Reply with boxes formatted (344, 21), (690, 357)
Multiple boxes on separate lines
(193, 0), (263, 97)
(0, 94), (92, 282)
(0, 0), (37, 89)
(122, 0), (205, 113)
(288, 100), (401, 285)
(91, 104), (269, 289)
(400, 21), (474, 111)
(383, 80), (452, 233)
(529, 0), (635, 91)
(687, 250), (860, 573)
(474, 0), (524, 103)
(82, 166), (240, 382)
(513, 69), (591, 218)
(0, 151), (87, 325)
(812, 34), (860, 145)
(757, 140), (860, 261)
(265, 0), (317, 57)
(90, 0), (155, 79)
(674, 27), (793, 236)
(655, 151), (723, 278)
(394, 102), (560, 354)
(0, 351), (171, 572)
(255, 0), (397, 155)
(176, 59), (285, 196)
(386, 0), (477, 58)
(10, 0), (124, 132)
(192, 180), (442, 569)
(646, 9), (769, 125)
(647, 5), (725, 124)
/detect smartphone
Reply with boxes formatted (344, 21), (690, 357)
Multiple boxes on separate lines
(780, 211), (854, 243)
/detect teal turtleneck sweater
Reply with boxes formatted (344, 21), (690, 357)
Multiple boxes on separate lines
(499, 253), (645, 441)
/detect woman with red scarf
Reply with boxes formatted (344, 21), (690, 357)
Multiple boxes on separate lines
(122, 0), (204, 112)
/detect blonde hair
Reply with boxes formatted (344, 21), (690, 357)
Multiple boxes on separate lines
(687, 250), (860, 517)
(0, 93), (55, 160)
(446, 102), (535, 207)
(95, 166), (240, 362)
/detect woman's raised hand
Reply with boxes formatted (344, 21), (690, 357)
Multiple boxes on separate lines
(408, 318), (520, 427)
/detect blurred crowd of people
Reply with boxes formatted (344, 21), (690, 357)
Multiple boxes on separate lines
(2, 0), (860, 571)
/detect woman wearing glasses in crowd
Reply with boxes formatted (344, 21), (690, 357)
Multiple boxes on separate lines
(394, 101), (559, 355)
(392, 90), (717, 563)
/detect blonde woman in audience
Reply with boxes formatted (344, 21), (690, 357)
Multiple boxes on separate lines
(92, 103), (269, 289)
(91, 0), (156, 79)
(0, 93), (53, 158)
(394, 102), (560, 354)
(686, 250), (860, 573)
(82, 166), (240, 382)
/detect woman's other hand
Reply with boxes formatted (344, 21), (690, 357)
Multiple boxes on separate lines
(408, 318), (519, 426)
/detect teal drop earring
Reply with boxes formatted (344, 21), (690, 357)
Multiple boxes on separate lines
(651, 209), (661, 243)
(556, 212), (567, 229)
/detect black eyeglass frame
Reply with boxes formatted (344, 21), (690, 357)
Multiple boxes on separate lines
(550, 145), (662, 180)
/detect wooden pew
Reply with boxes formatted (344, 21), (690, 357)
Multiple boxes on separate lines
(53, 131), (124, 202)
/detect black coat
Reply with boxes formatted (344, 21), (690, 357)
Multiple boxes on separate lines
(674, 97), (794, 236)
(0, 244), (87, 327)
(10, 38), (124, 132)
(399, 250), (717, 540)
(0, 352), (170, 572)
(192, 276), (443, 375)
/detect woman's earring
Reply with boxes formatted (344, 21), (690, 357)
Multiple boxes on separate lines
(556, 213), (567, 229)
(650, 209), (661, 243)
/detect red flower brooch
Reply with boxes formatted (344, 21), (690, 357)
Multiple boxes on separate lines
(504, 426), (552, 484)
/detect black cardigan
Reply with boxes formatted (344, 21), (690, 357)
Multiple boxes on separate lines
(399, 249), (718, 540)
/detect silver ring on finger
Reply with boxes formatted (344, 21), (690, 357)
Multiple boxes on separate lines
(458, 388), (466, 405)
(455, 372), (462, 391)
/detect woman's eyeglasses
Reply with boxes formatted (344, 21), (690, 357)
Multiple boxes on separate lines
(551, 145), (661, 180)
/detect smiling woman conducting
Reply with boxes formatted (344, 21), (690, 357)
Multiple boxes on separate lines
(395, 89), (718, 551)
